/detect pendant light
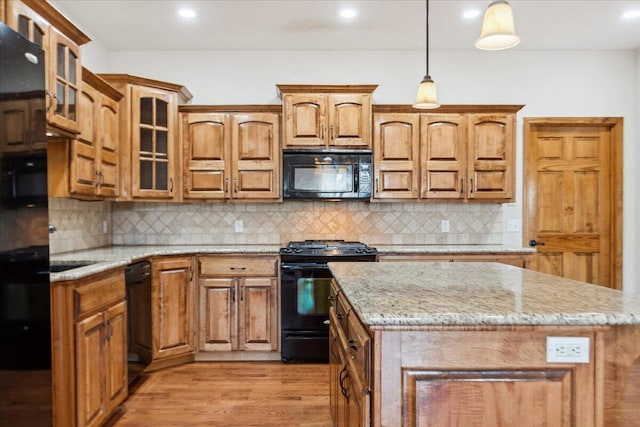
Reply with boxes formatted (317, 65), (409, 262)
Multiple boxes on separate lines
(413, 0), (440, 109)
(475, 1), (521, 50)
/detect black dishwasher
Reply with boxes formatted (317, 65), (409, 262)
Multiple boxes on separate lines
(125, 261), (152, 385)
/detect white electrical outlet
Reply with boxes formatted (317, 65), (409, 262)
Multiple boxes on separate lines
(546, 336), (590, 363)
(441, 220), (450, 233)
(506, 219), (520, 232)
(234, 220), (243, 233)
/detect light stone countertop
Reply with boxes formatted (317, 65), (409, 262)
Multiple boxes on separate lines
(49, 245), (281, 282)
(328, 262), (640, 327)
(49, 244), (533, 282)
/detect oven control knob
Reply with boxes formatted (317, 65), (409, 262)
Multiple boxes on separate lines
(365, 248), (375, 253)
(282, 248), (292, 254)
(355, 248), (364, 253)
(294, 248), (303, 253)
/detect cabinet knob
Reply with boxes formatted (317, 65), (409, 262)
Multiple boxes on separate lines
(528, 239), (545, 247)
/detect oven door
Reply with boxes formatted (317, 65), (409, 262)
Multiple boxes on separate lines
(281, 262), (333, 331)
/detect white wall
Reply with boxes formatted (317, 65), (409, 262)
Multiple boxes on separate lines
(81, 46), (639, 293)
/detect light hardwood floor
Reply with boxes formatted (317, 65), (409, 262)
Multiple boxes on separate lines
(105, 362), (332, 427)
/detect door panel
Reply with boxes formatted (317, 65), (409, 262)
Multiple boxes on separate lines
(239, 277), (277, 351)
(524, 119), (622, 288)
(199, 278), (236, 351)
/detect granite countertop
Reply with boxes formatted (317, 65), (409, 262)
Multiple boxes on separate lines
(328, 262), (640, 327)
(374, 244), (535, 254)
(50, 245), (280, 282)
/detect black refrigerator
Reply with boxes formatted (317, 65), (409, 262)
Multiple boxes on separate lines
(0, 21), (52, 426)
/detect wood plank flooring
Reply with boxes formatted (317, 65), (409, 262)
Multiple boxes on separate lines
(105, 362), (332, 427)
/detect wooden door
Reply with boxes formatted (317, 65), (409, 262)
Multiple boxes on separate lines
(420, 114), (466, 199)
(231, 113), (280, 200)
(199, 277), (237, 351)
(48, 29), (81, 135)
(70, 81), (99, 196)
(152, 257), (195, 359)
(238, 277), (277, 351)
(524, 118), (623, 288)
(328, 94), (372, 148)
(282, 93), (327, 148)
(104, 301), (127, 412)
(131, 87), (178, 199)
(97, 94), (119, 197)
(182, 113), (231, 199)
(467, 114), (515, 200)
(75, 312), (106, 427)
(373, 113), (419, 199)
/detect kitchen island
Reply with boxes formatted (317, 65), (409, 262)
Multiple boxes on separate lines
(328, 262), (640, 427)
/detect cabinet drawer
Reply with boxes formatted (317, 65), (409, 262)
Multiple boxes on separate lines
(199, 256), (277, 277)
(346, 311), (370, 388)
(74, 271), (125, 319)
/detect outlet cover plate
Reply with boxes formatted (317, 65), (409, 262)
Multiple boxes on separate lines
(546, 336), (590, 363)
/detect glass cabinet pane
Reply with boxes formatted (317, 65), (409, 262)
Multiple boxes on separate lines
(55, 82), (65, 115)
(18, 16), (28, 39)
(140, 98), (153, 125)
(140, 161), (153, 190)
(34, 27), (43, 48)
(156, 100), (168, 127)
(156, 130), (167, 156)
(69, 52), (77, 84)
(140, 128), (153, 153)
(68, 88), (76, 120)
(156, 162), (168, 191)
(57, 44), (65, 78)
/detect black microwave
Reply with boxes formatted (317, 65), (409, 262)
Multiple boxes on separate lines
(283, 150), (372, 200)
(1, 152), (48, 208)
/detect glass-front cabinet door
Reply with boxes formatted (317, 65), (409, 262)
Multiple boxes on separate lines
(131, 86), (177, 199)
(49, 29), (80, 134)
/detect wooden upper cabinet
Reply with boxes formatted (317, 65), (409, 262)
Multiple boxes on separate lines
(180, 108), (281, 201)
(231, 113), (280, 199)
(6, 0), (90, 137)
(278, 85), (376, 149)
(467, 113), (515, 200)
(421, 114), (467, 199)
(99, 74), (192, 201)
(48, 69), (123, 199)
(373, 113), (420, 199)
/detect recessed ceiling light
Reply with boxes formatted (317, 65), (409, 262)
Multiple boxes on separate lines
(339, 8), (357, 19)
(178, 8), (196, 19)
(463, 9), (481, 19)
(622, 9), (640, 19)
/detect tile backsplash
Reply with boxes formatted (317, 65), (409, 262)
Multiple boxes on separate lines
(111, 201), (503, 246)
(48, 198), (112, 254)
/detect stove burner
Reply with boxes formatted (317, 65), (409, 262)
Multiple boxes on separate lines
(280, 240), (377, 258)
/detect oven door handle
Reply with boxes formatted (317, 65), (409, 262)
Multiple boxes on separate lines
(281, 262), (329, 271)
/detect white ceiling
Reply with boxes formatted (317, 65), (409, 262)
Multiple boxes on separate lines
(50, 0), (640, 51)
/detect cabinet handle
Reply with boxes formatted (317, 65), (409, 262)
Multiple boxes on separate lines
(327, 295), (335, 302)
(339, 366), (349, 402)
(460, 178), (463, 194)
(330, 125), (334, 141)
(104, 320), (113, 342)
(337, 313), (344, 320)
(232, 286), (236, 302)
(45, 90), (55, 112)
(169, 177), (174, 192)
(233, 178), (238, 193)
(348, 339), (358, 350)
(95, 170), (101, 188)
(240, 285), (244, 302)
(321, 124), (326, 140)
(470, 179), (473, 194)
(375, 177), (379, 193)
(323, 320), (330, 325)
(230, 267), (246, 271)
(224, 178), (230, 194)
(188, 266), (193, 281)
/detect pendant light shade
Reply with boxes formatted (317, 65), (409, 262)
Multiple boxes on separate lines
(475, 0), (521, 51)
(413, 0), (440, 109)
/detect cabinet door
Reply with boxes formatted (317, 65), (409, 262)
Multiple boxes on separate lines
(373, 113), (419, 199)
(49, 29), (81, 135)
(76, 312), (106, 427)
(104, 301), (127, 412)
(231, 113), (280, 200)
(346, 359), (370, 427)
(421, 114), (466, 199)
(467, 114), (514, 200)
(97, 95), (119, 197)
(152, 257), (195, 359)
(131, 87), (178, 199)
(182, 113), (231, 199)
(6, 0), (48, 52)
(69, 81), (99, 196)
(283, 93), (327, 148)
(0, 100), (31, 153)
(328, 94), (371, 149)
(238, 277), (277, 351)
(199, 277), (237, 351)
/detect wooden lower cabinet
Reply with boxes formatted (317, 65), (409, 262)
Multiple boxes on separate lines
(198, 256), (278, 354)
(378, 252), (532, 268)
(51, 268), (127, 427)
(150, 257), (196, 366)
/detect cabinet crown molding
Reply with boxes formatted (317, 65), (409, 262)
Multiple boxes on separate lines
(276, 84), (378, 98)
(82, 68), (124, 101)
(98, 74), (193, 104)
(373, 104), (525, 114)
(21, 0), (91, 45)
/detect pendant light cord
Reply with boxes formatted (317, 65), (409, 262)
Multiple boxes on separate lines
(425, 0), (430, 77)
